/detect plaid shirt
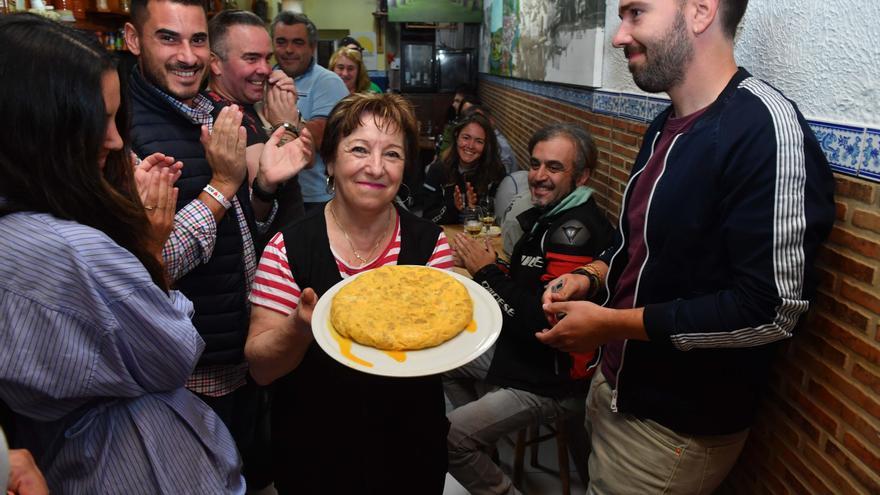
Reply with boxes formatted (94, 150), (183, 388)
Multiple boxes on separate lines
(153, 91), (260, 397)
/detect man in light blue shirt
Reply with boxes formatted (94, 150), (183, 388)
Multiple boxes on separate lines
(272, 12), (348, 214)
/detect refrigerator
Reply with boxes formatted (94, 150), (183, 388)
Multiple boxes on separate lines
(436, 49), (475, 93)
(401, 44), (475, 93)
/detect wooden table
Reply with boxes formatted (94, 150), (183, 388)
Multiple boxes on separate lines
(443, 224), (503, 250)
(442, 225), (506, 278)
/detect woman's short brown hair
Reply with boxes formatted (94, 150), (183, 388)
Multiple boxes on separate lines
(320, 93), (419, 174)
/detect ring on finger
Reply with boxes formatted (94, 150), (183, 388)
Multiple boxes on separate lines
(144, 205), (157, 211)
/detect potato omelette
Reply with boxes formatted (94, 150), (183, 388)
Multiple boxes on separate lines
(331, 266), (473, 351)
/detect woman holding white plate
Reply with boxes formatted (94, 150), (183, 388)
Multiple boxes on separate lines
(245, 93), (454, 494)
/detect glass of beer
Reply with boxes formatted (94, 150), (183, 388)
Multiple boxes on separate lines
(479, 202), (495, 234)
(462, 207), (482, 238)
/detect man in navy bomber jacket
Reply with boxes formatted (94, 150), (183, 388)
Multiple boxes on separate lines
(537, 0), (835, 493)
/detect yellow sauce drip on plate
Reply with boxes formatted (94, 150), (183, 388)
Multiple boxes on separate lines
(466, 320), (478, 333)
(384, 351), (407, 362)
(330, 326), (373, 367)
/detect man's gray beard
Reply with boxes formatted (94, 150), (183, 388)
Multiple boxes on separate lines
(529, 180), (577, 212)
(530, 196), (551, 212)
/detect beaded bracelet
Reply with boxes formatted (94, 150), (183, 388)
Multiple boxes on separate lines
(572, 264), (603, 300)
(203, 184), (232, 210)
(251, 178), (280, 203)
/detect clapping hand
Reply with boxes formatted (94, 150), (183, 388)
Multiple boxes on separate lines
(133, 152), (182, 199)
(267, 69), (297, 94)
(264, 70), (299, 129)
(140, 166), (178, 261)
(450, 232), (496, 275)
(201, 105), (247, 198)
(257, 125), (314, 189)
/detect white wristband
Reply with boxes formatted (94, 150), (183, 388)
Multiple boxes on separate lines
(203, 184), (232, 210)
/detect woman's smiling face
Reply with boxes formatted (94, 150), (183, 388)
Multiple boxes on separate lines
(456, 122), (486, 168)
(328, 113), (406, 211)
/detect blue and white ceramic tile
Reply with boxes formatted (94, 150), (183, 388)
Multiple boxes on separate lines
(593, 91), (618, 116)
(580, 89), (595, 112)
(645, 97), (670, 123)
(480, 73), (880, 184)
(860, 128), (880, 181)
(619, 94), (647, 122)
(809, 122), (864, 176)
(556, 86), (593, 111)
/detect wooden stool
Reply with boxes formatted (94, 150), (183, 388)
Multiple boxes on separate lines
(512, 411), (589, 495)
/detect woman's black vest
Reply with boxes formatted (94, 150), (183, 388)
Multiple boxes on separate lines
(271, 206), (448, 494)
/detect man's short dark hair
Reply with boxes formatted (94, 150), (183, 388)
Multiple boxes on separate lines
(209, 9), (265, 60)
(454, 84), (474, 96)
(527, 123), (598, 178)
(271, 11), (317, 46)
(129, 0), (205, 31)
(339, 36), (363, 51)
(456, 92), (481, 114)
(461, 104), (491, 119)
(720, 0), (748, 39)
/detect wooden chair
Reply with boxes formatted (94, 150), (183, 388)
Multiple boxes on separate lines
(512, 409), (590, 495)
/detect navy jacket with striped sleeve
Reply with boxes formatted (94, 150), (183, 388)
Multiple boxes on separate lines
(599, 68), (835, 435)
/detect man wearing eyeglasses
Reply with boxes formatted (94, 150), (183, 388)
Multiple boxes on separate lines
(446, 123), (615, 494)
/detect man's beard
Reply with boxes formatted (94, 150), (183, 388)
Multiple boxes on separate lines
(625, 9), (694, 93)
(529, 178), (576, 211)
(142, 57), (205, 101)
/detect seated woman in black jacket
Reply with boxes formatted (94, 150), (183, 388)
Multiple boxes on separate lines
(422, 113), (506, 224)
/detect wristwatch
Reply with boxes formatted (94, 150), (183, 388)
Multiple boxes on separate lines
(272, 121), (300, 138)
(252, 177), (280, 203)
(270, 109), (303, 137)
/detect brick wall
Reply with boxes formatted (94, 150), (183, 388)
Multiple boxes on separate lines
(479, 80), (646, 223)
(479, 79), (880, 494)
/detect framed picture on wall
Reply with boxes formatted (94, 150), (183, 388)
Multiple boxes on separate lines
(481, 0), (605, 88)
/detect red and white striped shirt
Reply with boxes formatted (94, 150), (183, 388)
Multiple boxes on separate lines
(250, 214), (455, 315)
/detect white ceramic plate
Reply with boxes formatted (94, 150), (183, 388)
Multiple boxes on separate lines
(312, 266), (503, 377)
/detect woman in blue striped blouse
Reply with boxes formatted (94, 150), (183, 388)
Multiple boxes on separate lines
(0, 14), (244, 494)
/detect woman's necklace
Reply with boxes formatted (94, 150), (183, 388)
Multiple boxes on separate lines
(329, 201), (393, 267)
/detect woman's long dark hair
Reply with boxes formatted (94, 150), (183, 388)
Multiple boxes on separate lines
(440, 113), (505, 198)
(0, 14), (167, 290)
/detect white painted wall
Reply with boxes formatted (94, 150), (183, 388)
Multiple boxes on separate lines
(600, 0), (880, 127)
